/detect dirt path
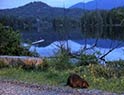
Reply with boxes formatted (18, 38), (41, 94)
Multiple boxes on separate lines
(0, 80), (121, 95)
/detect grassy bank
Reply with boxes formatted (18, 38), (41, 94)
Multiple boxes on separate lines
(0, 61), (124, 94)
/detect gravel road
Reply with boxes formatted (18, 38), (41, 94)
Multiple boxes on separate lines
(0, 80), (122, 95)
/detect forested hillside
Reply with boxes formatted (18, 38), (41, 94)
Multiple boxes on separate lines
(0, 2), (124, 43)
(81, 7), (124, 40)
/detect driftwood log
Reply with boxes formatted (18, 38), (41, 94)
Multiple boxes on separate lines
(0, 56), (43, 67)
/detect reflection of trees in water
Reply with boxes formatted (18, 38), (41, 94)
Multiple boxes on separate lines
(80, 8), (124, 40)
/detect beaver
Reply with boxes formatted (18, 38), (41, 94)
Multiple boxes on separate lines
(66, 74), (89, 88)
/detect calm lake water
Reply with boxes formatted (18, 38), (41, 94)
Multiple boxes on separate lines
(29, 38), (124, 49)
(74, 39), (124, 48)
(21, 31), (124, 48)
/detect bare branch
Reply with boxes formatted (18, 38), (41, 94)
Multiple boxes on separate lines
(99, 41), (124, 61)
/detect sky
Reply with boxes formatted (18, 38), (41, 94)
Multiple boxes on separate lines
(0, 0), (93, 9)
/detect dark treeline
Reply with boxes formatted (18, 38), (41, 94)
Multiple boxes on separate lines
(0, 16), (36, 31)
(0, 15), (82, 44)
(81, 7), (124, 40)
(0, 7), (124, 43)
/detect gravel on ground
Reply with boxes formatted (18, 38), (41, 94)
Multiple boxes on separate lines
(0, 80), (122, 95)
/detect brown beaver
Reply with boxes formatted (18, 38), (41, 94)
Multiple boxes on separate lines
(66, 74), (89, 88)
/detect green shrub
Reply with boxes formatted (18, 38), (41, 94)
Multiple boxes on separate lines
(106, 60), (124, 77)
(51, 48), (75, 70)
(0, 61), (8, 68)
(89, 60), (124, 79)
(0, 23), (33, 56)
(36, 58), (49, 71)
(78, 54), (98, 66)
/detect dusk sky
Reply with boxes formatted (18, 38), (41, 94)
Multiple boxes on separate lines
(0, 0), (93, 9)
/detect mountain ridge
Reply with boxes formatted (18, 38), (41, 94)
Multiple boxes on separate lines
(0, 1), (84, 19)
(70, 0), (124, 10)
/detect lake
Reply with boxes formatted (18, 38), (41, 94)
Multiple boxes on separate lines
(29, 40), (124, 61)
(74, 38), (124, 48)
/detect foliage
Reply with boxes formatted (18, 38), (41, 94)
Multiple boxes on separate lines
(0, 16), (36, 31)
(36, 58), (49, 71)
(48, 48), (75, 70)
(81, 7), (124, 40)
(0, 7), (124, 41)
(88, 60), (124, 79)
(78, 54), (98, 66)
(0, 63), (124, 93)
(52, 17), (79, 32)
(0, 23), (33, 56)
(0, 61), (8, 68)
